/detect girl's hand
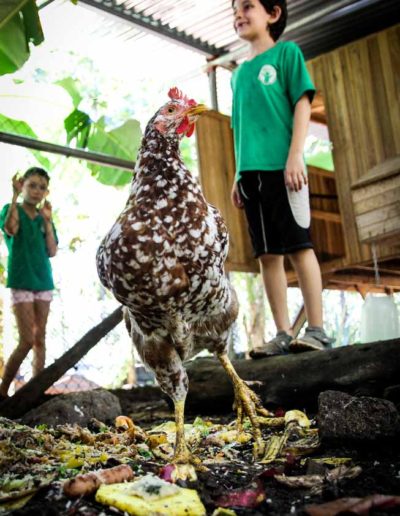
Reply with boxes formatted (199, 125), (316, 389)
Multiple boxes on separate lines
(12, 173), (23, 197)
(231, 181), (244, 209)
(284, 152), (307, 192)
(40, 200), (53, 221)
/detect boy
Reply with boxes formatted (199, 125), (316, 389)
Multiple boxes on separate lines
(231, 0), (334, 356)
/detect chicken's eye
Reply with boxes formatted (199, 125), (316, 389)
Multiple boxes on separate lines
(167, 106), (176, 114)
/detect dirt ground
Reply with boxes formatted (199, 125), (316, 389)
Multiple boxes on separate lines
(4, 397), (400, 516)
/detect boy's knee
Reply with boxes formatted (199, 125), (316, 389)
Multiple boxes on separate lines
(259, 253), (282, 267)
(289, 247), (314, 263)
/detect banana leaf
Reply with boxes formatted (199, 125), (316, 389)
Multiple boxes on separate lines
(87, 117), (141, 187)
(0, 113), (50, 169)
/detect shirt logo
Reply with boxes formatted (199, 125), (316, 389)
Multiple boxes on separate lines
(258, 64), (277, 86)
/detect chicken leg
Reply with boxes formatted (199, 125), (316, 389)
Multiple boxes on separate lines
(172, 398), (191, 464)
(218, 352), (270, 457)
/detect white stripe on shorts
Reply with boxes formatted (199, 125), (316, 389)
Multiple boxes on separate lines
(258, 174), (268, 252)
(285, 183), (311, 229)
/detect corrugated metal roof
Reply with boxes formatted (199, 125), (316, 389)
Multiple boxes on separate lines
(73, 0), (399, 62)
(34, 0), (398, 115)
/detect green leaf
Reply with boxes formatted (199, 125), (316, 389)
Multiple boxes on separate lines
(0, 0), (30, 28)
(64, 109), (92, 147)
(0, 113), (50, 169)
(0, 14), (29, 74)
(87, 118), (141, 186)
(56, 77), (83, 109)
(21, 0), (44, 46)
(0, 0), (43, 76)
(305, 151), (334, 172)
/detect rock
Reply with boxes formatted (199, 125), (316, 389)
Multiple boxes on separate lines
(383, 384), (400, 408)
(317, 390), (400, 441)
(20, 389), (122, 428)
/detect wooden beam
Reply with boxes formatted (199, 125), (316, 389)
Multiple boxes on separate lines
(308, 166), (336, 180)
(326, 273), (400, 288)
(291, 305), (306, 337)
(354, 265), (400, 276)
(311, 209), (342, 223)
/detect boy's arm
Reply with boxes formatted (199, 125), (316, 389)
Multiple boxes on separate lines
(231, 181), (244, 209)
(285, 94), (311, 192)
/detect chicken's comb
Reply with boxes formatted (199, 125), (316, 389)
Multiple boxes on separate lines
(168, 87), (196, 106)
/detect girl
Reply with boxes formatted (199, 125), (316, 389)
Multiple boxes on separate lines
(0, 167), (58, 398)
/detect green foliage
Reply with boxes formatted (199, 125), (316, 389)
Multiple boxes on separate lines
(56, 77), (83, 108)
(0, 0), (44, 76)
(59, 76), (142, 187)
(64, 109), (92, 148)
(305, 137), (334, 172)
(0, 113), (50, 169)
(87, 118), (141, 186)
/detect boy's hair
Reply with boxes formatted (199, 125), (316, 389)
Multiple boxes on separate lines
(23, 167), (50, 183)
(259, 0), (287, 41)
(232, 1), (288, 41)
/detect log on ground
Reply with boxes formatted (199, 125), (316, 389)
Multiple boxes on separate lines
(184, 339), (400, 412)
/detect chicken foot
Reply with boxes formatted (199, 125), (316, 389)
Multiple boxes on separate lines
(218, 352), (269, 457)
(172, 399), (192, 464)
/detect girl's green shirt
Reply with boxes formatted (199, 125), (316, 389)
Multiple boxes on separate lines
(0, 203), (57, 291)
(231, 41), (316, 181)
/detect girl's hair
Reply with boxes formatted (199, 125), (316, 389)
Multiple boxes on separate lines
(23, 167), (50, 183)
(260, 0), (287, 41)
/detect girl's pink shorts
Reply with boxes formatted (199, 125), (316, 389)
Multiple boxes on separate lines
(11, 289), (53, 306)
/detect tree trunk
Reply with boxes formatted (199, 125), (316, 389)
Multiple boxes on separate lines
(184, 339), (400, 412)
(0, 306), (123, 419)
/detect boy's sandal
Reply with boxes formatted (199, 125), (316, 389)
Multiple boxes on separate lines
(249, 331), (293, 359)
(289, 327), (334, 353)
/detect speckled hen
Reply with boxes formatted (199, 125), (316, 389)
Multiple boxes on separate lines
(97, 88), (268, 465)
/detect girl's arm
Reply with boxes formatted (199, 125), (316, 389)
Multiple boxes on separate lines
(4, 174), (23, 235)
(285, 94), (311, 192)
(40, 201), (58, 257)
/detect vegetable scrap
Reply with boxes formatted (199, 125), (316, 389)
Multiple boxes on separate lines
(0, 407), (399, 515)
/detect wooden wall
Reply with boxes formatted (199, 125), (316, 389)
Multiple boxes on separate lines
(196, 110), (258, 272)
(307, 24), (400, 265)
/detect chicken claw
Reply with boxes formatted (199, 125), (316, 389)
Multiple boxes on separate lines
(218, 353), (269, 457)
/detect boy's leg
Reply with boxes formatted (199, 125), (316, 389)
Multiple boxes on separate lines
(250, 254), (293, 358)
(288, 248), (323, 327)
(0, 302), (36, 396)
(289, 248), (334, 351)
(259, 253), (291, 334)
(32, 300), (51, 375)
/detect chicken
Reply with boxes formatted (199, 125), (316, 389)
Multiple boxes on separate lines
(96, 88), (269, 466)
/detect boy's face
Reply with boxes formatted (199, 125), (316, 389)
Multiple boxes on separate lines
(22, 174), (49, 206)
(233, 0), (277, 42)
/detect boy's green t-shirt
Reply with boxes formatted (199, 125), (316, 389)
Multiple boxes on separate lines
(231, 41), (316, 180)
(0, 204), (57, 291)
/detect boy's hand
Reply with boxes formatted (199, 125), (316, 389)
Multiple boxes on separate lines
(284, 152), (308, 192)
(231, 181), (244, 209)
(40, 200), (53, 222)
(12, 173), (23, 197)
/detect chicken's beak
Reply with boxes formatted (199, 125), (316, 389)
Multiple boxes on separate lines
(184, 104), (209, 118)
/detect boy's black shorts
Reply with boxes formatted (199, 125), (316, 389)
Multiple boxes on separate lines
(238, 170), (313, 258)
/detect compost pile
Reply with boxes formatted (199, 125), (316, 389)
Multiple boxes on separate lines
(1, 407), (400, 516)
